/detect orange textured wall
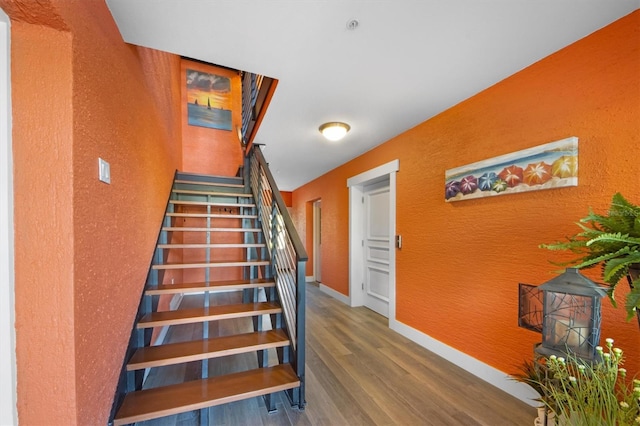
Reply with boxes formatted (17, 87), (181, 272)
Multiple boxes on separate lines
(181, 60), (243, 176)
(5, 0), (183, 423)
(304, 201), (314, 277)
(294, 169), (356, 293)
(292, 11), (640, 376)
(11, 21), (77, 425)
(280, 191), (292, 207)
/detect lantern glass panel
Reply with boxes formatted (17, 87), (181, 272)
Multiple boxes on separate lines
(518, 283), (543, 333)
(542, 291), (598, 359)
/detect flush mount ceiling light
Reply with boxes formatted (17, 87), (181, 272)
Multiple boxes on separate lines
(319, 122), (351, 142)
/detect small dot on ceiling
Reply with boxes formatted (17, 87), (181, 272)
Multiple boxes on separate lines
(346, 19), (359, 30)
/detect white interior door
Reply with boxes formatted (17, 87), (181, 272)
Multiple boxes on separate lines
(363, 179), (390, 317)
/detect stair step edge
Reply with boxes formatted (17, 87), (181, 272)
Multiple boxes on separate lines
(136, 302), (282, 328)
(174, 173), (243, 185)
(166, 213), (258, 218)
(127, 330), (290, 371)
(170, 200), (256, 207)
(175, 178), (243, 185)
(146, 279), (276, 295)
(152, 260), (269, 270)
(156, 243), (266, 248)
(161, 227), (261, 232)
(172, 189), (252, 197)
(113, 364), (299, 426)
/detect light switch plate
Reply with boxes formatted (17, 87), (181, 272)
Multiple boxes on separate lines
(98, 158), (111, 184)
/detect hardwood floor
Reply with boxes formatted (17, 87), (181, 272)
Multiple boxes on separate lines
(137, 284), (535, 425)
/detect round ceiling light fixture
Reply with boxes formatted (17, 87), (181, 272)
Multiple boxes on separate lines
(319, 122), (351, 142)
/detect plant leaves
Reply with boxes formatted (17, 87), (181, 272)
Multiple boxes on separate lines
(624, 282), (640, 321)
(540, 193), (640, 320)
(572, 246), (631, 270)
(586, 232), (640, 247)
(602, 256), (632, 286)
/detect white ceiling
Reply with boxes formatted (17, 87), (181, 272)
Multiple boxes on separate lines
(106, 0), (639, 191)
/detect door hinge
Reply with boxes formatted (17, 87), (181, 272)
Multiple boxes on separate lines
(361, 196), (364, 203)
(361, 240), (364, 246)
(362, 282), (364, 290)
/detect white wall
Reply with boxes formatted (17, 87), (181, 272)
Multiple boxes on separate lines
(0, 7), (17, 426)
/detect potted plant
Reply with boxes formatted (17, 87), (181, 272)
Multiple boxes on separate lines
(535, 338), (640, 426)
(540, 193), (640, 325)
(515, 339), (640, 426)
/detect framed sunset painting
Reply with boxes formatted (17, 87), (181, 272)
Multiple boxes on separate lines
(445, 137), (578, 202)
(186, 69), (232, 131)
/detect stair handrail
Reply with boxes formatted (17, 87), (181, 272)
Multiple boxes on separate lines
(249, 146), (307, 262)
(246, 144), (307, 407)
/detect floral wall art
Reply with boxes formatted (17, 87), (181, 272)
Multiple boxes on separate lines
(445, 137), (578, 202)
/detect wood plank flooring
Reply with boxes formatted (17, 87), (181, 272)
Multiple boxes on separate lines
(136, 284), (535, 425)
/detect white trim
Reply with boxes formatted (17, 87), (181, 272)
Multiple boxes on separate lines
(305, 275), (315, 283)
(153, 326), (171, 348)
(348, 184), (364, 307)
(313, 200), (322, 283)
(347, 160), (399, 319)
(387, 171), (397, 322)
(151, 294), (183, 346)
(347, 159), (399, 188)
(0, 9), (16, 425)
(142, 293), (184, 384)
(319, 283), (350, 306)
(390, 319), (540, 407)
(169, 293), (183, 311)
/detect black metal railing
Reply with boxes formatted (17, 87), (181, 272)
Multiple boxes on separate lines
(247, 145), (307, 407)
(240, 71), (276, 147)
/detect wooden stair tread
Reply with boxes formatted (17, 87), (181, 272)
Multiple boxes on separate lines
(172, 189), (252, 197)
(127, 330), (290, 370)
(161, 227), (261, 232)
(167, 212), (258, 219)
(156, 243), (265, 249)
(113, 364), (299, 426)
(170, 200), (256, 208)
(174, 179), (243, 188)
(146, 279), (276, 295)
(152, 260), (270, 270)
(137, 302), (282, 328)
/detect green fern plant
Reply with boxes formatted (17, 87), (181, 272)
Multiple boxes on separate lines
(540, 193), (640, 321)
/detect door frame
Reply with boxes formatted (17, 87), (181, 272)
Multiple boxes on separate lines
(312, 199), (321, 283)
(347, 159), (399, 322)
(0, 8), (17, 425)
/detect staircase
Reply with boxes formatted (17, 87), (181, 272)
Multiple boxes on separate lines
(110, 163), (306, 425)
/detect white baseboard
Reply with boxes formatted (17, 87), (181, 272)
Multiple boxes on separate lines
(319, 284), (350, 305)
(169, 293), (183, 311)
(315, 284), (537, 405)
(306, 275), (315, 282)
(154, 293), (183, 347)
(144, 293), (183, 384)
(389, 319), (539, 407)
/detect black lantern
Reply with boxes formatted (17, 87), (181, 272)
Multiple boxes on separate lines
(535, 268), (607, 360)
